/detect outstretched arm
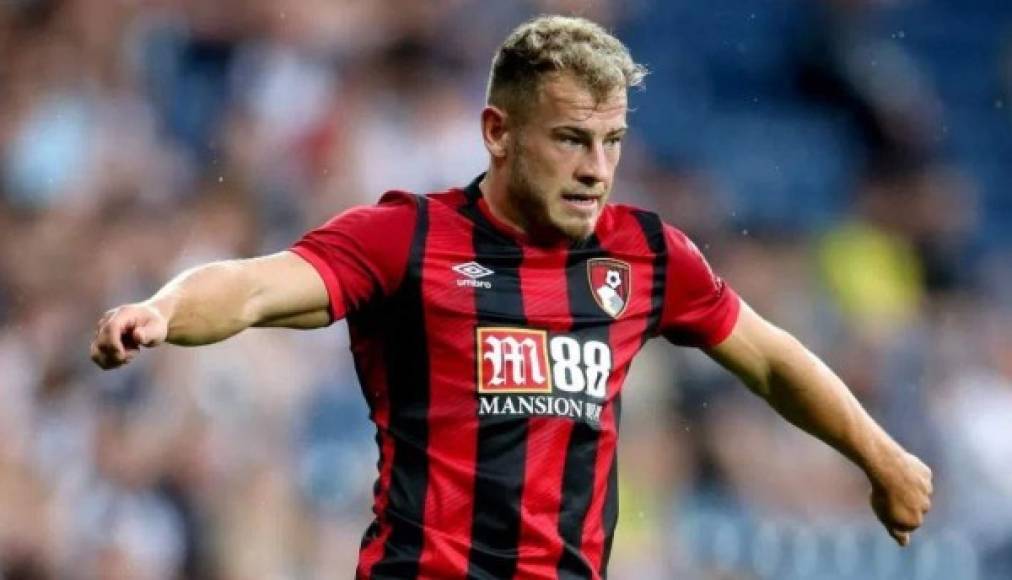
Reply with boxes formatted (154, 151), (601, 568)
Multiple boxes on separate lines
(90, 251), (329, 369)
(704, 301), (933, 546)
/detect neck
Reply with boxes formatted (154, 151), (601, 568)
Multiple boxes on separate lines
(479, 167), (573, 247)
(479, 165), (524, 233)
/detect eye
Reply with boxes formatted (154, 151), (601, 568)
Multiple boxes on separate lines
(605, 135), (624, 147)
(557, 135), (583, 147)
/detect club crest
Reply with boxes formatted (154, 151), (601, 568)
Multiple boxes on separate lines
(587, 259), (631, 319)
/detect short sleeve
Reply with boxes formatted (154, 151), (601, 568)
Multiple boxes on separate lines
(659, 224), (740, 347)
(289, 192), (418, 322)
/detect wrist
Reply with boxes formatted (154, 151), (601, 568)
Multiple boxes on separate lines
(141, 297), (175, 325)
(860, 436), (907, 487)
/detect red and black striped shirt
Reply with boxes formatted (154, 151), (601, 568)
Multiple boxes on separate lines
(290, 176), (740, 580)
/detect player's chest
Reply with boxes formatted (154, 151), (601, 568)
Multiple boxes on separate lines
(396, 242), (659, 428)
(415, 248), (656, 384)
(415, 247), (653, 327)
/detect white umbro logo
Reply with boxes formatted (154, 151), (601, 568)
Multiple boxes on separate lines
(453, 262), (494, 289)
(453, 262), (494, 279)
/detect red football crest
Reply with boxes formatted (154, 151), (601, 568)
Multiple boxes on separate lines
(587, 259), (631, 319)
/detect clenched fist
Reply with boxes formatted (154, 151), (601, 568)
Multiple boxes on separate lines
(869, 451), (933, 546)
(90, 303), (168, 369)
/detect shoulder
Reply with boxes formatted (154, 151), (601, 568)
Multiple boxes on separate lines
(596, 202), (669, 251)
(316, 184), (472, 234)
(377, 189), (421, 208)
(599, 202), (666, 231)
(315, 190), (420, 233)
(374, 186), (472, 212)
(597, 203), (708, 262)
(422, 186), (471, 211)
(370, 189), (423, 217)
(601, 201), (649, 220)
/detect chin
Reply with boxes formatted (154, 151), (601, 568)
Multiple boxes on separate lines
(554, 218), (597, 242)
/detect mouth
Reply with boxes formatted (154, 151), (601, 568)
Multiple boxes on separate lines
(560, 192), (601, 213)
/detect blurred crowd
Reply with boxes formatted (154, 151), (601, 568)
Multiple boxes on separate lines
(1, 0), (1010, 579)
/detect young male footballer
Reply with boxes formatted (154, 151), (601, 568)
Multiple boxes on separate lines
(91, 15), (933, 580)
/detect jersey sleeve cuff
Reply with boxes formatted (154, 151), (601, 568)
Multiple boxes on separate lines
(289, 244), (347, 322)
(700, 288), (741, 347)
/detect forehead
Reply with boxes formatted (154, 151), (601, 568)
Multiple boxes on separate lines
(529, 73), (627, 128)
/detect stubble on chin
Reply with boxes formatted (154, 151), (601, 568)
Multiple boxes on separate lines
(507, 160), (595, 244)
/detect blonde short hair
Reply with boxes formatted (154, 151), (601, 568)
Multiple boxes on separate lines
(487, 15), (647, 121)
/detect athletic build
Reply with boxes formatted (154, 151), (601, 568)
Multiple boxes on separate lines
(91, 16), (933, 580)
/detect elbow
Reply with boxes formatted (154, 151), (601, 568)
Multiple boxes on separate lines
(764, 329), (817, 399)
(732, 344), (775, 400)
(710, 305), (811, 403)
(745, 326), (805, 401)
(217, 260), (265, 327)
(744, 367), (774, 400)
(199, 260), (263, 330)
(240, 294), (269, 329)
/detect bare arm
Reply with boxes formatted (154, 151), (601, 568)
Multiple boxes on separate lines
(90, 251), (330, 368)
(705, 301), (933, 546)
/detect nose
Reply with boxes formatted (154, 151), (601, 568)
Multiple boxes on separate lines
(575, 142), (610, 189)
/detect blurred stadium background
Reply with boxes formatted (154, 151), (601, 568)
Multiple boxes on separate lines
(1, 0), (1010, 578)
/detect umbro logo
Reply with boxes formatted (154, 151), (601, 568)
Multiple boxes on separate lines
(453, 262), (494, 279)
(453, 261), (494, 289)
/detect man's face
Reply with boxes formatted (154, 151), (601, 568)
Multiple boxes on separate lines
(505, 74), (627, 242)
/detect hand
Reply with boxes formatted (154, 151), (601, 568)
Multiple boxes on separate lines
(90, 303), (168, 369)
(869, 451), (933, 546)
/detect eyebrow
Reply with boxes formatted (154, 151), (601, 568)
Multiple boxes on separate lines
(552, 126), (628, 138)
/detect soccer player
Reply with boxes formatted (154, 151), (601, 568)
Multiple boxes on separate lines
(90, 15), (933, 580)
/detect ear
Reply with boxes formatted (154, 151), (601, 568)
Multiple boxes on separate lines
(481, 105), (510, 159)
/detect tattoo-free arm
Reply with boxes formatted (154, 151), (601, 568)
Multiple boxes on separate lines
(704, 302), (932, 545)
(91, 251), (330, 368)
(149, 251), (330, 345)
